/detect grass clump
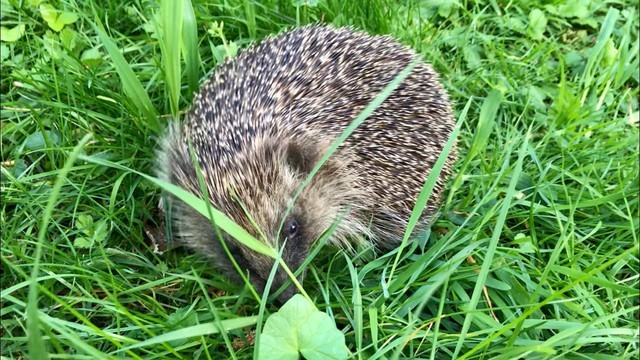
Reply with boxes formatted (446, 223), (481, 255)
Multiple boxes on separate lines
(1, 0), (638, 359)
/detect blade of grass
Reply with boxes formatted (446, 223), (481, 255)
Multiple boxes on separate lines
(458, 244), (639, 359)
(181, 0), (200, 97)
(84, 152), (311, 305)
(452, 128), (531, 358)
(243, 0), (257, 40)
(252, 244), (287, 360)
(469, 90), (501, 160)
(78, 154), (275, 258)
(186, 139), (263, 303)
(345, 254), (363, 360)
(91, 15), (159, 132)
(390, 240), (484, 360)
(580, 7), (619, 105)
(193, 272), (238, 360)
(158, 0), (184, 118)
(120, 317), (258, 351)
(386, 96), (469, 288)
(281, 60), (419, 238)
(446, 90), (500, 206)
(27, 133), (93, 360)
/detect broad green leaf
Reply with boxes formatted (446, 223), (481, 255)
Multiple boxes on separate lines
(504, 17), (525, 32)
(557, 0), (590, 19)
(299, 312), (347, 360)
(80, 47), (103, 67)
(76, 214), (94, 231)
(93, 220), (108, 243)
(208, 21), (238, 60)
(259, 294), (347, 360)
(40, 4), (78, 32)
(527, 9), (547, 40)
(74, 214), (108, 247)
(59, 27), (77, 50)
(73, 237), (92, 249)
(601, 38), (618, 67)
(462, 45), (481, 69)
(424, 0), (458, 18)
(260, 315), (298, 360)
(214, 42), (238, 59)
(22, 130), (61, 151)
(547, 1), (598, 27)
(1, 24), (25, 42)
(0, 43), (10, 61)
(42, 30), (61, 59)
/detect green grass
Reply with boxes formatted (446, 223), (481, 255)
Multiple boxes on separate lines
(2, 0), (638, 358)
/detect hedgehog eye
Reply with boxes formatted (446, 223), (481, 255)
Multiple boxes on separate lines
(284, 218), (300, 238)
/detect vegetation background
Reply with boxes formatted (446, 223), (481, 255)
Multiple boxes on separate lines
(1, 0), (638, 358)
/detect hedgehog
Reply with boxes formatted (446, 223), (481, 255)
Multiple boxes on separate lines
(157, 25), (457, 303)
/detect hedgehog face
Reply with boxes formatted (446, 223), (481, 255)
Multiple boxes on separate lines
(216, 135), (350, 303)
(166, 126), (368, 304)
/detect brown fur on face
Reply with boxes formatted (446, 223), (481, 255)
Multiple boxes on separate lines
(163, 129), (369, 303)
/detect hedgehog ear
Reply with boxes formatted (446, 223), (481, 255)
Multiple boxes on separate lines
(285, 142), (315, 174)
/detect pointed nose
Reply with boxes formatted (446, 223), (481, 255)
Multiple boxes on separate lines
(269, 267), (306, 305)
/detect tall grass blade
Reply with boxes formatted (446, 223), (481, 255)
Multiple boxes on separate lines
(120, 317), (258, 351)
(158, 0), (184, 118)
(78, 154), (275, 258)
(580, 7), (620, 104)
(386, 99), (466, 286)
(27, 134), (93, 360)
(92, 19), (160, 132)
(452, 129), (531, 358)
(282, 60), (419, 236)
(182, 0), (200, 97)
(469, 89), (500, 160)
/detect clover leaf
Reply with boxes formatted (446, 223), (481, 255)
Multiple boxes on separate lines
(40, 4), (78, 32)
(74, 214), (109, 249)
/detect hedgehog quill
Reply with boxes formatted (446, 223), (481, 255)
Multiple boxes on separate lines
(157, 25), (457, 303)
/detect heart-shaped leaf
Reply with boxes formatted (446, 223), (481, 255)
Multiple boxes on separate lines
(81, 47), (103, 67)
(59, 27), (77, 50)
(22, 130), (61, 152)
(1, 24), (26, 42)
(259, 294), (347, 360)
(527, 9), (547, 40)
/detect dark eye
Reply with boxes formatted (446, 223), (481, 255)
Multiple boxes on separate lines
(284, 218), (300, 238)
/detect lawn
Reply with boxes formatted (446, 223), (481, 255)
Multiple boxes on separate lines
(1, 0), (638, 359)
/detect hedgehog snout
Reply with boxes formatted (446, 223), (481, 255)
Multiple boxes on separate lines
(250, 255), (304, 304)
(235, 224), (309, 303)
